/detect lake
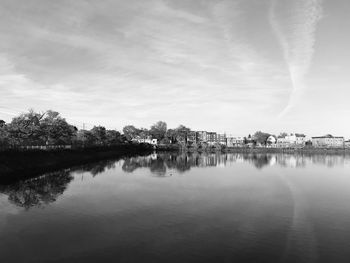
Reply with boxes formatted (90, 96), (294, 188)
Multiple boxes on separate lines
(1, 152), (350, 263)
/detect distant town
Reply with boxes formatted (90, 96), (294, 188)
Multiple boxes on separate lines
(134, 131), (350, 149)
(0, 109), (349, 150)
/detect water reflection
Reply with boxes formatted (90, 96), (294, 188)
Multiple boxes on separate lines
(0, 170), (73, 209)
(1, 152), (349, 209)
(74, 159), (117, 176)
(0, 159), (119, 209)
(122, 152), (350, 174)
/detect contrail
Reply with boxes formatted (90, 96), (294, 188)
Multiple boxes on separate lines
(269, 0), (323, 117)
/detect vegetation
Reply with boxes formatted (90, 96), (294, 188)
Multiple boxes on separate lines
(0, 109), (129, 148)
(0, 144), (154, 183)
(1, 108), (344, 151)
(0, 109), (197, 150)
(253, 131), (271, 146)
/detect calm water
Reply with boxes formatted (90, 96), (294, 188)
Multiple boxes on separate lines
(1, 152), (350, 263)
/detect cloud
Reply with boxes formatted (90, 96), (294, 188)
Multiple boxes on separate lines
(270, 0), (323, 116)
(0, 0), (310, 133)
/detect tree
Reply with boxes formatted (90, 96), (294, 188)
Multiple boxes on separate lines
(175, 125), (191, 143)
(139, 128), (150, 139)
(5, 110), (76, 146)
(76, 130), (96, 146)
(40, 110), (76, 145)
(105, 130), (123, 145)
(149, 121), (167, 141)
(90, 126), (107, 145)
(253, 131), (271, 146)
(7, 109), (47, 145)
(166, 129), (177, 144)
(0, 122), (9, 147)
(122, 125), (140, 141)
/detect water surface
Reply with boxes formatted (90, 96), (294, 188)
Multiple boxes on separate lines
(1, 152), (350, 263)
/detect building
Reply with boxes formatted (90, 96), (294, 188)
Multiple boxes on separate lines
(227, 136), (245, 147)
(186, 131), (197, 144)
(132, 136), (157, 145)
(277, 137), (289, 148)
(245, 135), (255, 147)
(277, 134), (306, 148)
(295, 134), (307, 145)
(266, 135), (277, 147)
(312, 135), (344, 148)
(345, 140), (350, 148)
(217, 134), (227, 145)
(206, 132), (217, 145)
(196, 131), (207, 143)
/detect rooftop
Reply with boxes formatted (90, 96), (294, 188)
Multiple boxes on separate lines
(312, 134), (344, 139)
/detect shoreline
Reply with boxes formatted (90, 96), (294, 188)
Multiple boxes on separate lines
(223, 147), (350, 154)
(0, 144), (153, 184)
(1, 144), (350, 184)
(180, 146), (350, 155)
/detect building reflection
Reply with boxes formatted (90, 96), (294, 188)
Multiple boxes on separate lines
(122, 152), (350, 174)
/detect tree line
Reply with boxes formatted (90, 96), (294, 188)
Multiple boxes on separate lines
(0, 109), (303, 148)
(0, 110), (192, 148)
(122, 122), (192, 145)
(0, 110), (126, 147)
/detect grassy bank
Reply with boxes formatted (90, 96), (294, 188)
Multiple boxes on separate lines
(183, 146), (350, 154)
(223, 147), (350, 154)
(0, 144), (153, 183)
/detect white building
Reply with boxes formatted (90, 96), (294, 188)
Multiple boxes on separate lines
(132, 136), (158, 145)
(227, 136), (245, 147)
(277, 134), (306, 148)
(266, 135), (277, 147)
(312, 135), (344, 148)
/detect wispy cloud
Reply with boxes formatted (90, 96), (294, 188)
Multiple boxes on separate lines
(270, 0), (323, 116)
(4, 0), (347, 135)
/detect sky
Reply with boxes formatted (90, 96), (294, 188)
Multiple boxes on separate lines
(0, 0), (349, 137)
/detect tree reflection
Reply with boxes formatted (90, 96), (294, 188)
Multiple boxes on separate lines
(0, 170), (73, 209)
(242, 154), (272, 169)
(74, 159), (116, 177)
(121, 152), (350, 176)
(1, 152), (348, 209)
(0, 159), (119, 209)
(122, 155), (168, 176)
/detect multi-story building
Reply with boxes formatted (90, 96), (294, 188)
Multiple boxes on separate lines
(186, 131), (197, 144)
(227, 136), (245, 147)
(277, 137), (289, 148)
(312, 135), (344, 148)
(217, 134), (227, 145)
(295, 134), (307, 145)
(206, 132), (217, 145)
(277, 134), (306, 148)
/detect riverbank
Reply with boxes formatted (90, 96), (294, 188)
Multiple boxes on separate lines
(2, 144), (349, 183)
(224, 147), (350, 154)
(184, 146), (350, 154)
(0, 144), (153, 183)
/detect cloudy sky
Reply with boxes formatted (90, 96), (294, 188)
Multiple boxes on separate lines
(0, 0), (349, 136)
